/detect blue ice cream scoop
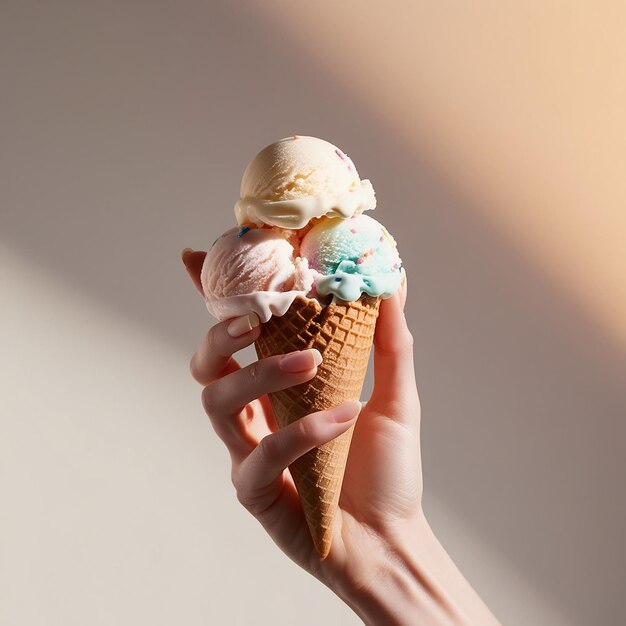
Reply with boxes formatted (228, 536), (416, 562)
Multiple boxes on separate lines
(299, 214), (403, 302)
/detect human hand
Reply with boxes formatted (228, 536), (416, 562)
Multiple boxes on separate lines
(183, 248), (499, 626)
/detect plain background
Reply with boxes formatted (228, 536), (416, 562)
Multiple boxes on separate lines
(2, 1), (625, 625)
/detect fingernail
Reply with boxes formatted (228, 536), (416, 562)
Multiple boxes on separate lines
(279, 349), (322, 373)
(330, 400), (362, 422)
(227, 313), (260, 338)
(181, 247), (194, 267)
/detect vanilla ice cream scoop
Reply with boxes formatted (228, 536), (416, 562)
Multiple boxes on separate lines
(235, 136), (376, 229)
(201, 226), (314, 322)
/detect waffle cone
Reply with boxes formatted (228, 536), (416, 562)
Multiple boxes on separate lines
(254, 294), (380, 559)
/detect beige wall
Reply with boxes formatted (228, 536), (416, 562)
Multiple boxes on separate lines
(1, 1), (624, 624)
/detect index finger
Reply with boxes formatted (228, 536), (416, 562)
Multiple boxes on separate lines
(182, 248), (207, 296)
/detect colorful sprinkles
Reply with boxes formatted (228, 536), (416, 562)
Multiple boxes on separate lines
(237, 226), (251, 238)
(335, 148), (352, 170)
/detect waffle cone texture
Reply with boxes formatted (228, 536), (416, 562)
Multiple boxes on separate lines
(254, 294), (380, 559)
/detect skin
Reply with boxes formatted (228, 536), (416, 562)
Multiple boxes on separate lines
(183, 249), (501, 626)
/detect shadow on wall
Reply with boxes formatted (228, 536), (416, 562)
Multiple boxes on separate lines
(2, 1), (625, 624)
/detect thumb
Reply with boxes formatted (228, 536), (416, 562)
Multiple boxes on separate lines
(370, 277), (419, 416)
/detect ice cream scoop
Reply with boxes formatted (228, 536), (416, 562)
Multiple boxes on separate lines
(201, 226), (314, 322)
(300, 214), (403, 302)
(235, 136), (376, 229)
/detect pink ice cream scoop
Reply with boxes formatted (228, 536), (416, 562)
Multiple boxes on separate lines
(201, 226), (314, 322)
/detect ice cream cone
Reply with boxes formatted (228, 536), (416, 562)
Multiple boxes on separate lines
(254, 294), (380, 559)
(199, 136), (404, 557)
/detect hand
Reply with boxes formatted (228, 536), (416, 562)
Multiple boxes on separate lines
(183, 249), (499, 626)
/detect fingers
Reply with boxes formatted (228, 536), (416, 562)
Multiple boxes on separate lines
(182, 248), (207, 296)
(202, 349), (322, 419)
(370, 277), (420, 419)
(190, 313), (261, 385)
(200, 347), (322, 460)
(233, 401), (361, 516)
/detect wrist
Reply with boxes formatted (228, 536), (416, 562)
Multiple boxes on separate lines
(332, 512), (499, 626)
(337, 514), (468, 625)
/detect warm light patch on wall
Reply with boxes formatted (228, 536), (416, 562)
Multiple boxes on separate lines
(253, 0), (626, 348)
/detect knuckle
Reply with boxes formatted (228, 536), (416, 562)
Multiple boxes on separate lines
(232, 468), (253, 510)
(235, 488), (248, 508)
(230, 466), (241, 493)
(296, 415), (317, 442)
(380, 328), (414, 357)
(233, 451), (283, 517)
(246, 360), (262, 384)
(258, 434), (279, 467)
(201, 384), (220, 417)
(236, 488), (259, 514)
(235, 482), (251, 509)
(204, 326), (217, 353)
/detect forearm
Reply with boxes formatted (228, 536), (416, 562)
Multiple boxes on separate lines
(338, 514), (501, 626)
